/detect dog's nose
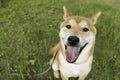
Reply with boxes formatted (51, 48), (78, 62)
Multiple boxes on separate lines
(68, 36), (79, 46)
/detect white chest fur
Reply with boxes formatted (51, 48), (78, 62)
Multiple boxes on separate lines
(58, 52), (93, 78)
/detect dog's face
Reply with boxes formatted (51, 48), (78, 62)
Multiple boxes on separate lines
(59, 7), (101, 63)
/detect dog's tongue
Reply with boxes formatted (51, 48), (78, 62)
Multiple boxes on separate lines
(65, 46), (79, 63)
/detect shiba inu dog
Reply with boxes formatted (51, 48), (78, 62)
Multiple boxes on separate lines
(49, 6), (101, 80)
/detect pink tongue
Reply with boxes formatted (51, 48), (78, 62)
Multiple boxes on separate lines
(65, 46), (79, 63)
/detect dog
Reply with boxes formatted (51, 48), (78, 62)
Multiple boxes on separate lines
(49, 6), (101, 80)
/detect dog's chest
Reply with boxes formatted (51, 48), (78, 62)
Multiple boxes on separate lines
(58, 53), (92, 77)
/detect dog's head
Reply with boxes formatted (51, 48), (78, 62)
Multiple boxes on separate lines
(60, 6), (101, 63)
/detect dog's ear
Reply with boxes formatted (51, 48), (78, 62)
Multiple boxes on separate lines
(90, 11), (101, 25)
(63, 6), (71, 20)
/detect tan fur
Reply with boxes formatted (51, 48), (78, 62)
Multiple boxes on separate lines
(49, 6), (101, 80)
(49, 42), (60, 55)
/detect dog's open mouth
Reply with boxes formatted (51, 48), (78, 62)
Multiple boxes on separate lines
(65, 43), (88, 63)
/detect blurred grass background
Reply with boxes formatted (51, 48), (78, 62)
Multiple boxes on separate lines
(0, 0), (120, 80)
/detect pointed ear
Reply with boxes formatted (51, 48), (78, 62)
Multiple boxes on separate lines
(90, 11), (101, 25)
(63, 6), (71, 20)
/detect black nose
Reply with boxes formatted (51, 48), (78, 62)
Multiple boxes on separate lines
(68, 36), (79, 46)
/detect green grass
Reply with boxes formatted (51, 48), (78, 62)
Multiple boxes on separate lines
(0, 0), (120, 80)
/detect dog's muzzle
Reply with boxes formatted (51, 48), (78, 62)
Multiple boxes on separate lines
(65, 36), (88, 63)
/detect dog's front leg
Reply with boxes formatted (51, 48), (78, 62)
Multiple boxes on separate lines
(50, 58), (59, 78)
(78, 76), (86, 80)
(53, 70), (59, 78)
(60, 73), (68, 80)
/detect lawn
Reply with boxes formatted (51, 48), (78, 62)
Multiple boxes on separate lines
(0, 0), (120, 80)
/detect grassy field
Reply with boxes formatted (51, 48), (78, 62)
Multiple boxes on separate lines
(0, 0), (120, 80)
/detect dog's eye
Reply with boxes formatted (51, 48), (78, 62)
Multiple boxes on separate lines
(83, 28), (89, 32)
(66, 25), (71, 29)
